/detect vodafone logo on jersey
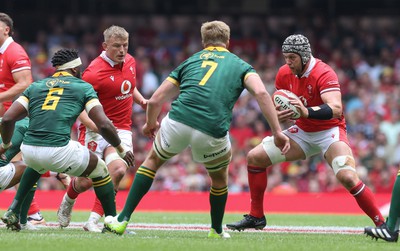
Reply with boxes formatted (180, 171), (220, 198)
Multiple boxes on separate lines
(120, 80), (131, 94)
(115, 80), (133, 100)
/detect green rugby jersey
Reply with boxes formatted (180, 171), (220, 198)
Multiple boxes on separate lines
(168, 46), (257, 138)
(21, 72), (98, 147)
(0, 117), (29, 166)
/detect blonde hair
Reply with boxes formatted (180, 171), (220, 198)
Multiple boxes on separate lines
(103, 25), (129, 42)
(201, 21), (230, 47)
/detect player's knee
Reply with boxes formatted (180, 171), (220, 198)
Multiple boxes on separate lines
(259, 136), (286, 165)
(105, 152), (127, 168)
(74, 177), (92, 192)
(208, 167), (228, 187)
(88, 158), (109, 179)
(331, 155), (355, 174)
(247, 147), (276, 167)
(336, 170), (358, 187)
(110, 165), (126, 181)
(246, 149), (258, 165)
(332, 155), (358, 186)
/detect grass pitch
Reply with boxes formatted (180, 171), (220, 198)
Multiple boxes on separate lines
(0, 211), (398, 251)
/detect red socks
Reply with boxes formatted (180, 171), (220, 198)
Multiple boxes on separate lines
(66, 177), (81, 199)
(247, 166), (267, 218)
(27, 198), (40, 215)
(91, 197), (104, 217)
(350, 181), (384, 226)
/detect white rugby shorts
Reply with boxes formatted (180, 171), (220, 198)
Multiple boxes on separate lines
(0, 163), (16, 191)
(156, 114), (231, 163)
(83, 129), (133, 159)
(21, 141), (90, 177)
(283, 124), (348, 158)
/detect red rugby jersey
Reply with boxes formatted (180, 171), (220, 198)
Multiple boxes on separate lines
(275, 57), (346, 132)
(0, 37), (32, 110)
(81, 51), (136, 131)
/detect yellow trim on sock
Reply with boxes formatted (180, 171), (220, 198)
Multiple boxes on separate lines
(210, 186), (228, 196)
(137, 167), (155, 179)
(93, 176), (112, 187)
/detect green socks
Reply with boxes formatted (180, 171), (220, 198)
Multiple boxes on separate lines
(118, 166), (155, 222)
(210, 186), (228, 234)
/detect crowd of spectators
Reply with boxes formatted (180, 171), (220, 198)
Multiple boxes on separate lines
(14, 14), (400, 194)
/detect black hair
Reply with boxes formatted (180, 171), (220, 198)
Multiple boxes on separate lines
(51, 48), (79, 67)
(0, 13), (14, 36)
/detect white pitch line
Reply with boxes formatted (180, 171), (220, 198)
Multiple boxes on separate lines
(1, 222), (364, 235)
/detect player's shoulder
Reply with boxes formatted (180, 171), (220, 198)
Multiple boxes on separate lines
(85, 56), (105, 71)
(312, 59), (337, 77)
(4, 41), (29, 58)
(82, 57), (106, 79)
(7, 41), (25, 51)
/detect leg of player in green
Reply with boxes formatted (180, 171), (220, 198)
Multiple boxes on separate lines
(92, 174), (116, 216)
(2, 167), (41, 230)
(364, 171), (400, 242)
(386, 173), (400, 231)
(19, 186), (39, 230)
(118, 166), (155, 222)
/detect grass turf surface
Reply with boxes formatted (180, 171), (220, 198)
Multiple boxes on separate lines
(0, 211), (398, 251)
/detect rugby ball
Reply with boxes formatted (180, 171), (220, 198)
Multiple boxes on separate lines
(272, 89), (301, 119)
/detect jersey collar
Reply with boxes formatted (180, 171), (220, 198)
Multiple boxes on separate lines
(100, 51), (124, 67)
(204, 46), (229, 52)
(0, 37), (14, 54)
(52, 71), (73, 77)
(299, 56), (316, 78)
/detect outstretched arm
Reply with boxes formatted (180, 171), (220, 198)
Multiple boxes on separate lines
(143, 79), (179, 138)
(243, 73), (290, 154)
(78, 110), (98, 133)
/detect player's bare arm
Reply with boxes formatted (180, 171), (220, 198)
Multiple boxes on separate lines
(275, 106), (296, 123)
(0, 69), (32, 103)
(143, 79), (179, 138)
(243, 74), (290, 154)
(319, 91), (343, 118)
(78, 110), (98, 133)
(133, 87), (148, 110)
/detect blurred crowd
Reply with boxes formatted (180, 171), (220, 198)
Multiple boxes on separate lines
(16, 14), (400, 194)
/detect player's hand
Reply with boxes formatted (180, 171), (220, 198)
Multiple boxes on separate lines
(0, 142), (12, 160)
(275, 105), (295, 123)
(289, 99), (308, 118)
(115, 145), (135, 168)
(142, 122), (160, 139)
(273, 131), (290, 155)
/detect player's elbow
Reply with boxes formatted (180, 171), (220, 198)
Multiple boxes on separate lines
(1, 115), (13, 126)
(97, 121), (114, 133)
(253, 89), (269, 100)
(330, 103), (343, 118)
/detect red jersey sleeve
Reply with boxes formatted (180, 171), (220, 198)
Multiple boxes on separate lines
(8, 46), (31, 73)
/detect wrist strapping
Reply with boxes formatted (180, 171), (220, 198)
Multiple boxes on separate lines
(1, 142), (11, 149)
(115, 145), (128, 158)
(307, 104), (333, 120)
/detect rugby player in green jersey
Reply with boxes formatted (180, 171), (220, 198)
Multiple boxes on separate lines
(0, 116), (39, 230)
(0, 48), (135, 231)
(103, 20), (290, 238)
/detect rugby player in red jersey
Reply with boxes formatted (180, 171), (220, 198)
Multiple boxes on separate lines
(227, 34), (385, 231)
